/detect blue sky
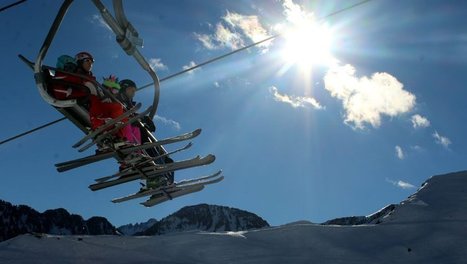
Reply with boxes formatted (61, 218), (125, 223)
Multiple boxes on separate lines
(1, 0), (466, 227)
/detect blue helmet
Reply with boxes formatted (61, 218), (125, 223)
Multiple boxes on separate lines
(56, 55), (77, 71)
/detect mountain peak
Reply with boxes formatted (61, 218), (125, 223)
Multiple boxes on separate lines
(0, 200), (117, 242)
(139, 203), (269, 235)
(323, 170), (467, 226)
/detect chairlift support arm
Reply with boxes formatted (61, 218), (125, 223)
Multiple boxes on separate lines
(32, 0), (160, 118)
(91, 0), (160, 119)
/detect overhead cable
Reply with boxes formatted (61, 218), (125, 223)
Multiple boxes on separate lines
(0, 0), (373, 146)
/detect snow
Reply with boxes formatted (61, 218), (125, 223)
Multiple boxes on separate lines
(1, 170), (467, 263)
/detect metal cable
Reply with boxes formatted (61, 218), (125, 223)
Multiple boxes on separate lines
(0, 0), (373, 146)
(0, 0), (27, 13)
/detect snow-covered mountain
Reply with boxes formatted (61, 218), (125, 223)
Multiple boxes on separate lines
(138, 204), (270, 235)
(1, 170), (467, 263)
(117, 218), (158, 236)
(0, 201), (117, 242)
(1, 201), (269, 240)
(322, 204), (397, 225)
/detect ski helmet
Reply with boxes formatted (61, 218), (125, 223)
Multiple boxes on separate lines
(102, 75), (121, 93)
(119, 79), (136, 92)
(56, 55), (76, 70)
(75, 51), (94, 62)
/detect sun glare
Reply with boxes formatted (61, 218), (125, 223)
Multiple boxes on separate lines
(280, 22), (337, 72)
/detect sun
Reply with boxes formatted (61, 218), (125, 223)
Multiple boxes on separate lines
(280, 22), (338, 72)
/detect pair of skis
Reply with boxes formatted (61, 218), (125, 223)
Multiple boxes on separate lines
(55, 128), (202, 172)
(89, 154), (216, 191)
(112, 170), (224, 207)
(57, 104), (223, 206)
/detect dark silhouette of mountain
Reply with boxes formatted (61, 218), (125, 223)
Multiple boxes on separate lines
(0, 200), (117, 242)
(138, 204), (270, 235)
(322, 204), (397, 225)
(117, 218), (158, 236)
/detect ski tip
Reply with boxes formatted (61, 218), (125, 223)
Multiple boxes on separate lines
(111, 199), (122, 203)
(88, 184), (100, 192)
(205, 154), (216, 162)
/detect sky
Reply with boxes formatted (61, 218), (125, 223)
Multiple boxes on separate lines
(0, 0), (466, 227)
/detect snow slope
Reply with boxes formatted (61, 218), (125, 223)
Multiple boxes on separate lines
(1, 170), (466, 263)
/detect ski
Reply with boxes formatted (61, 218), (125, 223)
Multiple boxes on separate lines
(98, 142), (193, 181)
(89, 154), (215, 191)
(141, 185), (206, 207)
(140, 174), (223, 207)
(72, 103), (142, 149)
(141, 185), (205, 207)
(78, 105), (153, 152)
(111, 170), (223, 203)
(55, 129), (202, 172)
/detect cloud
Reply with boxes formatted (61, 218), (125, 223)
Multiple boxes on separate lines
(193, 33), (217, 50)
(149, 58), (168, 71)
(216, 23), (245, 50)
(182, 61), (200, 74)
(395, 145), (405, 160)
(91, 14), (112, 32)
(323, 64), (416, 129)
(386, 179), (416, 189)
(195, 11), (270, 51)
(282, 0), (315, 26)
(411, 114), (430, 128)
(222, 11), (271, 48)
(195, 23), (244, 50)
(214, 82), (220, 88)
(411, 145), (423, 151)
(433, 131), (451, 148)
(269, 86), (323, 109)
(154, 115), (181, 131)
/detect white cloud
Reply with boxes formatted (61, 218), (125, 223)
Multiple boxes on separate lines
(386, 179), (416, 189)
(323, 64), (416, 129)
(411, 114), (430, 128)
(433, 131), (451, 148)
(282, 0), (314, 26)
(395, 145), (405, 160)
(195, 23), (244, 50)
(269, 86), (323, 110)
(154, 115), (181, 131)
(214, 82), (220, 88)
(411, 145), (423, 151)
(182, 61), (200, 74)
(195, 11), (270, 51)
(215, 23), (245, 50)
(91, 14), (112, 32)
(149, 58), (168, 71)
(222, 11), (271, 48)
(193, 33), (217, 50)
(397, 180), (416, 189)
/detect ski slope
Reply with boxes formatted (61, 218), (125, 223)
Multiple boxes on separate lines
(1, 171), (466, 263)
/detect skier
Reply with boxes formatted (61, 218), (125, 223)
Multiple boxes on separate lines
(102, 75), (121, 96)
(101, 75), (140, 145)
(50, 55), (88, 100)
(118, 79), (173, 188)
(118, 79), (156, 142)
(56, 54), (77, 73)
(115, 79), (143, 145)
(74, 52), (130, 148)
